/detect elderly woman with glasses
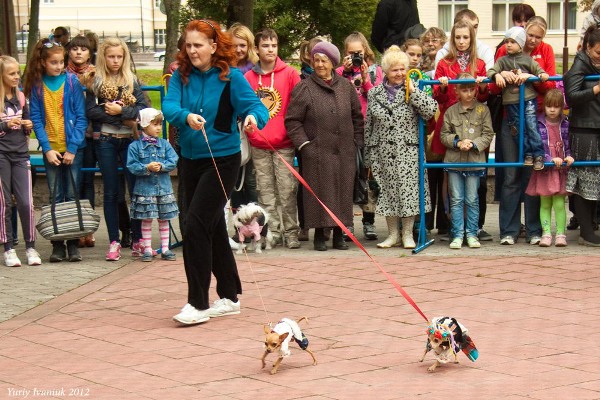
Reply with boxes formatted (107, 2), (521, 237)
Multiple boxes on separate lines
(285, 41), (364, 252)
(420, 27), (447, 78)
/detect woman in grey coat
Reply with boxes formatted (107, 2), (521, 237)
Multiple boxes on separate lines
(285, 42), (364, 251)
(364, 46), (437, 249)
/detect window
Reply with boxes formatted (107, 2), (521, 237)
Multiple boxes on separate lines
(547, 1), (577, 31)
(154, 29), (166, 46)
(492, 0), (520, 32)
(43, 0), (54, 3)
(439, 0), (469, 32)
(154, 0), (160, 7)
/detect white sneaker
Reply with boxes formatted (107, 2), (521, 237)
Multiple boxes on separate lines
(207, 298), (240, 318)
(172, 303), (210, 325)
(500, 236), (515, 245)
(4, 249), (21, 267)
(26, 248), (42, 266)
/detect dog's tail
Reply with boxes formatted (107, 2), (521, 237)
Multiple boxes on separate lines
(297, 316), (309, 325)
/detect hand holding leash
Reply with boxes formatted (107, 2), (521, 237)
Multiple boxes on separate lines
(187, 113), (206, 131)
(243, 115), (257, 133)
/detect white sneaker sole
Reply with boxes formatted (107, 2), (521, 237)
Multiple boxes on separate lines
(207, 309), (241, 318)
(172, 314), (209, 325)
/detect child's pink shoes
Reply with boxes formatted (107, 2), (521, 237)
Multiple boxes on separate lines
(539, 235), (552, 247)
(555, 234), (567, 247)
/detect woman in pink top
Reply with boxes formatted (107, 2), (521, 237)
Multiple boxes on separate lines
(335, 31), (383, 241)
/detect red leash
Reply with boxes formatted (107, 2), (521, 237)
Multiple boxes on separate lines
(249, 124), (429, 322)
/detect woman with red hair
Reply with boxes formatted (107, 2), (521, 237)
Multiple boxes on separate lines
(163, 19), (269, 325)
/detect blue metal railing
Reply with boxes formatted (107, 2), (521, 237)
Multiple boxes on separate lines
(414, 75), (600, 253)
(30, 84), (167, 171)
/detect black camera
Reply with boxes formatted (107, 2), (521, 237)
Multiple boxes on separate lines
(351, 52), (363, 67)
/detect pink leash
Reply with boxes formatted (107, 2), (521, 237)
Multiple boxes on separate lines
(250, 124), (429, 323)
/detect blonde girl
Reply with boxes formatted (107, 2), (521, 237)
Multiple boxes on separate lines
(86, 37), (148, 261)
(0, 56), (41, 267)
(24, 39), (87, 263)
(229, 23), (258, 74)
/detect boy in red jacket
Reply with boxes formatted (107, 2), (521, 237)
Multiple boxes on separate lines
(244, 29), (301, 248)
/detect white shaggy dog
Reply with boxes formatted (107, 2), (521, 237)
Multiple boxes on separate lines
(232, 202), (273, 254)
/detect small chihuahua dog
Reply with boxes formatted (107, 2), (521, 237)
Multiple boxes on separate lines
(419, 316), (478, 372)
(233, 202), (273, 254)
(262, 317), (317, 375)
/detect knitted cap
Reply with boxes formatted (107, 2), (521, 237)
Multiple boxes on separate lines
(139, 108), (163, 128)
(311, 41), (340, 66)
(505, 26), (526, 49)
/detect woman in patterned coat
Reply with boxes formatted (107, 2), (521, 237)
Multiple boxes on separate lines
(285, 42), (364, 251)
(364, 45), (437, 249)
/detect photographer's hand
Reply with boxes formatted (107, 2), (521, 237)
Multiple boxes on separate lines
(343, 56), (353, 72)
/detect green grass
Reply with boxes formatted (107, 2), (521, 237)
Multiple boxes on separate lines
(137, 69), (166, 110)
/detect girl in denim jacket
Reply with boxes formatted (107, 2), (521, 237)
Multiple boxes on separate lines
(126, 108), (178, 261)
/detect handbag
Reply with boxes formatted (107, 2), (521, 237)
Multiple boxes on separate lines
(353, 148), (368, 205)
(36, 166), (101, 241)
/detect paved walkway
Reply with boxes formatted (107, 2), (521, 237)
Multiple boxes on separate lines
(1, 205), (599, 399)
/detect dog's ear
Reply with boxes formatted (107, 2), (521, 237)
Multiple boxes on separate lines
(278, 332), (289, 343)
(264, 325), (271, 334)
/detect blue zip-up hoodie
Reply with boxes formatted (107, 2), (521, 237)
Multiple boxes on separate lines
(162, 66), (269, 160)
(29, 72), (87, 154)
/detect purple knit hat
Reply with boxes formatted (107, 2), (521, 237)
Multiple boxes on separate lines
(311, 41), (340, 66)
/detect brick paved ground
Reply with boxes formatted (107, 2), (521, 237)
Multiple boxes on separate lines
(1, 205), (599, 399)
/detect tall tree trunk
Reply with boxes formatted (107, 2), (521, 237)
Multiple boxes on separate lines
(227, 0), (253, 29)
(0, 0), (17, 57)
(27, 0), (40, 59)
(163, 0), (181, 73)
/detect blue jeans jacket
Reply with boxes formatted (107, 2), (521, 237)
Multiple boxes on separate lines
(126, 137), (178, 196)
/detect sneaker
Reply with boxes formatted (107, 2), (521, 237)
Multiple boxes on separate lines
(363, 223), (378, 240)
(206, 298), (241, 318)
(524, 155), (534, 166)
(25, 248), (42, 266)
(477, 229), (493, 241)
(132, 240), (158, 257)
(4, 249), (21, 267)
(533, 156), (545, 170)
(272, 235), (283, 247)
(539, 235), (552, 247)
(173, 303), (210, 325)
(229, 237), (240, 250)
(529, 236), (542, 245)
(438, 233), (450, 241)
(466, 236), (481, 248)
(449, 238), (462, 249)
(106, 241), (122, 261)
(555, 234), (567, 247)
(141, 251), (153, 262)
(161, 250), (177, 261)
(286, 237), (301, 249)
(500, 236), (515, 245)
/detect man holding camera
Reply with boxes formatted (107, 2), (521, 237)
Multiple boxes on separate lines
(371, 0), (421, 53)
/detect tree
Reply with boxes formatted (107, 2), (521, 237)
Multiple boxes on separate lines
(162, 0), (182, 73)
(0, 0), (17, 57)
(27, 0), (40, 59)
(182, 0), (379, 59)
(227, 0), (253, 28)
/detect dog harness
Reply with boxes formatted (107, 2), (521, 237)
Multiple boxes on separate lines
(272, 318), (309, 358)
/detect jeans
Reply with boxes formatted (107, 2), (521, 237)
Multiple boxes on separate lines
(506, 99), (543, 158)
(44, 149), (84, 203)
(498, 119), (542, 239)
(448, 170), (480, 239)
(95, 135), (140, 243)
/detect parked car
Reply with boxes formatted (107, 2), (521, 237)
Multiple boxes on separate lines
(154, 51), (166, 61)
(16, 31), (28, 53)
